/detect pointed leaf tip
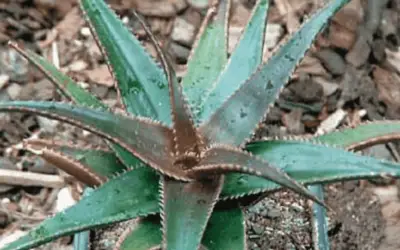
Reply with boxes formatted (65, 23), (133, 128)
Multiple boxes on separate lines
(195, 145), (325, 206)
(80, 0), (171, 124)
(26, 146), (105, 187)
(182, 0), (231, 122)
(132, 10), (201, 157)
(199, 0), (269, 123)
(0, 101), (191, 181)
(200, 0), (351, 146)
(3, 168), (159, 250)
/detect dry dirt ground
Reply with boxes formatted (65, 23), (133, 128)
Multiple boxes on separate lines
(0, 0), (400, 249)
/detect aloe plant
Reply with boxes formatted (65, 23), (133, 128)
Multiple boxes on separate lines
(3, 0), (400, 249)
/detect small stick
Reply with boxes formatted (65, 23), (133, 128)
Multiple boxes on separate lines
(0, 169), (65, 188)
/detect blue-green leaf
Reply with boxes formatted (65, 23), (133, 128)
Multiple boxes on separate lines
(309, 185), (330, 250)
(80, 0), (171, 124)
(202, 206), (246, 250)
(3, 168), (159, 250)
(181, 0), (230, 120)
(162, 176), (223, 250)
(199, 0), (269, 123)
(9, 42), (144, 171)
(200, 0), (350, 146)
(119, 217), (162, 250)
(221, 140), (400, 198)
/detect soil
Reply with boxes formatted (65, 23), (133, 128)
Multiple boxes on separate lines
(0, 0), (400, 249)
(245, 182), (384, 250)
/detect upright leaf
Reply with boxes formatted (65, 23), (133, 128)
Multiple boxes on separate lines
(309, 185), (330, 250)
(0, 101), (190, 180)
(161, 176), (223, 250)
(221, 139), (400, 199)
(202, 206), (246, 250)
(199, 0), (269, 122)
(80, 0), (171, 124)
(3, 168), (159, 250)
(200, 0), (350, 146)
(181, 0), (230, 120)
(132, 11), (201, 156)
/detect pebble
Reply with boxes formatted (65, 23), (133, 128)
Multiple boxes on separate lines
(316, 49), (346, 75)
(6, 83), (22, 100)
(290, 203), (304, 213)
(187, 0), (209, 9)
(0, 75), (10, 89)
(267, 208), (281, 218)
(171, 18), (196, 46)
(169, 42), (190, 63)
(252, 224), (264, 235)
(67, 60), (88, 72)
(80, 27), (91, 37)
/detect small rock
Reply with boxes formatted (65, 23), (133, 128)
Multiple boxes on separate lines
(56, 187), (77, 212)
(171, 18), (196, 46)
(287, 77), (324, 103)
(37, 116), (59, 133)
(346, 26), (372, 67)
(80, 27), (91, 37)
(126, 0), (188, 17)
(313, 76), (339, 96)
(252, 224), (264, 235)
(84, 64), (114, 87)
(0, 75), (10, 89)
(317, 49), (346, 75)
(265, 23), (283, 50)
(6, 83), (22, 100)
(90, 84), (109, 98)
(67, 60), (88, 72)
(282, 108), (304, 135)
(169, 42), (190, 64)
(187, 0), (209, 9)
(290, 203), (304, 213)
(0, 49), (29, 82)
(267, 208), (280, 219)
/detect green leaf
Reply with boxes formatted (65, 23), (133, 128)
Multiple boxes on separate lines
(181, 0), (229, 120)
(162, 176), (223, 250)
(9, 43), (144, 171)
(73, 188), (93, 250)
(199, 0), (269, 123)
(80, 0), (171, 124)
(0, 101), (190, 181)
(200, 0), (350, 146)
(310, 120), (400, 250)
(120, 217), (162, 250)
(309, 185), (330, 250)
(221, 140), (400, 199)
(316, 121), (400, 150)
(3, 168), (159, 250)
(9, 42), (104, 107)
(202, 206), (246, 250)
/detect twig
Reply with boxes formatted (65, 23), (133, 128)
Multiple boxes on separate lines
(0, 169), (65, 188)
